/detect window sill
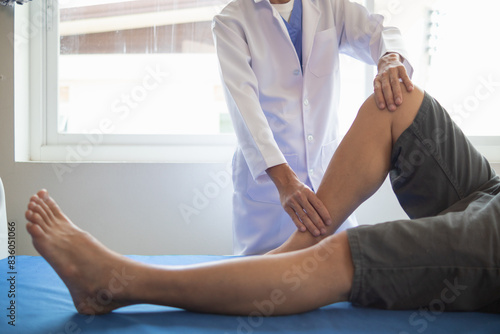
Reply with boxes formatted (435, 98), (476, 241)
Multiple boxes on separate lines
(25, 141), (237, 164)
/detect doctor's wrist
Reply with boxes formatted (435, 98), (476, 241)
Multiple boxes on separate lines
(378, 52), (403, 70)
(266, 163), (298, 189)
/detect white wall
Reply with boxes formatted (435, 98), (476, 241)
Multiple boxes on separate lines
(1, 4), (499, 258)
(0, 4), (399, 258)
(0, 5), (234, 256)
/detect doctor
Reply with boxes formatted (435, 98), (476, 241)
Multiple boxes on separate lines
(212, 0), (413, 255)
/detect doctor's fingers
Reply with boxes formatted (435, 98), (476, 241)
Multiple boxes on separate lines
(399, 66), (414, 93)
(387, 66), (414, 110)
(374, 74), (389, 110)
(288, 199), (327, 237)
(284, 207), (307, 233)
(308, 194), (333, 228)
(300, 192), (331, 234)
(379, 70), (399, 111)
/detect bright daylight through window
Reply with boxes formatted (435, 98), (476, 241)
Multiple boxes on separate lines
(25, 0), (499, 162)
(58, 0), (232, 136)
(423, 0), (500, 137)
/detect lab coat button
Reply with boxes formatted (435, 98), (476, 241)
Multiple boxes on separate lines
(307, 135), (314, 142)
(293, 69), (300, 76)
(303, 99), (309, 106)
(309, 169), (314, 175)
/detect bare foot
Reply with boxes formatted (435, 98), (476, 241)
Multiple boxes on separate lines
(25, 190), (137, 315)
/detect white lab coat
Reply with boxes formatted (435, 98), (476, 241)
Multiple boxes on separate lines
(212, 0), (413, 255)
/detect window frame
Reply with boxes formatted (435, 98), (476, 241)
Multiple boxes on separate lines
(29, 0), (237, 163)
(23, 0), (500, 164)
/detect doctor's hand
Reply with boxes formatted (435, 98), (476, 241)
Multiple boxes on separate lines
(266, 164), (332, 237)
(374, 52), (414, 112)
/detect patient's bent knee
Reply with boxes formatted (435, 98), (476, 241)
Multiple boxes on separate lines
(390, 86), (425, 143)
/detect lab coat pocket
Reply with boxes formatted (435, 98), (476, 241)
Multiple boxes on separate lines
(247, 154), (298, 204)
(309, 28), (339, 78)
(321, 139), (340, 173)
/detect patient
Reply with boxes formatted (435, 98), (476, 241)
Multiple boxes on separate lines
(25, 85), (500, 316)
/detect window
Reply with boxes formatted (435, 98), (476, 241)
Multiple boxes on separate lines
(57, 0), (232, 136)
(30, 0), (236, 163)
(24, 0), (499, 163)
(381, 0), (500, 162)
(24, 0), (373, 163)
(423, 3), (500, 138)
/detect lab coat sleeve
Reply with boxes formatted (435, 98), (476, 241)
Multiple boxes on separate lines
(212, 13), (286, 183)
(336, 0), (413, 78)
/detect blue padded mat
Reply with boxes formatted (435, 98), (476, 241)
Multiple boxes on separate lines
(0, 255), (499, 334)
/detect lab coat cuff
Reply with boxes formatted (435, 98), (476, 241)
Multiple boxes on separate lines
(378, 27), (413, 77)
(251, 155), (288, 185)
(380, 49), (414, 79)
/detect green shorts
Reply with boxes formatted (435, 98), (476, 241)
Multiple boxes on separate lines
(347, 92), (500, 313)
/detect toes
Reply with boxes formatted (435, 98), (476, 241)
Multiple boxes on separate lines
(25, 209), (34, 222)
(28, 197), (52, 226)
(26, 221), (45, 238)
(25, 210), (46, 229)
(40, 190), (64, 219)
(34, 194), (57, 221)
(37, 189), (49, 201)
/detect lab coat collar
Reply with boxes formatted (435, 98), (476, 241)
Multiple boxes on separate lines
(301, 0), (320, 70)
(254, 0), (319, 69)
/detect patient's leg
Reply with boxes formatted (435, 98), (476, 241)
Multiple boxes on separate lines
(25, 86), (421, 315)
(26, 190), (353, 315)
(269, 85), (425, 254)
